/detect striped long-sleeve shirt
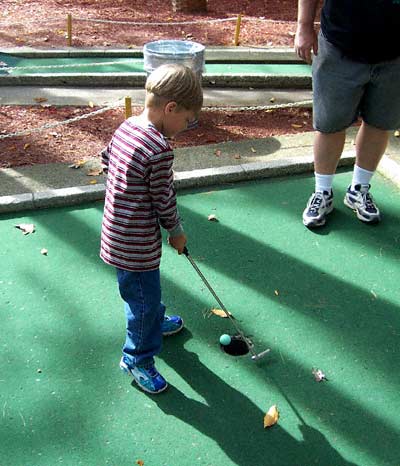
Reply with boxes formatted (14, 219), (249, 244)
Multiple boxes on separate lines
(100, 117), (183, 272)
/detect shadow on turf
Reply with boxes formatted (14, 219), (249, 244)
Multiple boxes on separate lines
(150, 329), (358, 466)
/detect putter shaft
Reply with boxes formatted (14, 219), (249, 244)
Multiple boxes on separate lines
(183, 247), (269, 360)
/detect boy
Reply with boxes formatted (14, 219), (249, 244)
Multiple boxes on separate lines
(100, 64), (203, 394)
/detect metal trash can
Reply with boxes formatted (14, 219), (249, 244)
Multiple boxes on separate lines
(143, 40), (205, 79)
(143, 40), (205, 130)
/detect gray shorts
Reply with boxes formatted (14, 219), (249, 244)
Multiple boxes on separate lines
(312, 31), (400, 133)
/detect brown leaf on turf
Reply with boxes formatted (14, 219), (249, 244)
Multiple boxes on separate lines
(23, 143), (30, 150)
(264, 405), (279, 428)
(15, 223), (35, 235)
(214, 149), (221, 157)
(208, 214), (218, 222)
(234, 154), (241, 159)
(136, 461), (144, 466)
(210, 308), (232, 318)
(69, 160), (86, 169)
(312, 368), (328, 382)
(87, 168), (103, 176)
(34, 97), (48, 103)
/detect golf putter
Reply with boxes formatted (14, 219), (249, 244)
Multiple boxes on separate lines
(183, 247), (270, 361)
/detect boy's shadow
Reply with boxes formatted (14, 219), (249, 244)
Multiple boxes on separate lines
(151, 330), (358, 466)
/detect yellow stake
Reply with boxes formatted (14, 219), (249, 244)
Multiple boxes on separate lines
(67, 13), (72, 47)
(234, 14), (242, 46)
(125, 97), (132, 119)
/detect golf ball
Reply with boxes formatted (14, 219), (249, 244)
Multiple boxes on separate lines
(219, 334), (232, 346)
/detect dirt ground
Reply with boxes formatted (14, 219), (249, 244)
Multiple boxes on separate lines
(0, 0), (317, 168)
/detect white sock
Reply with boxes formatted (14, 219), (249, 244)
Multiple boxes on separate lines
(351, 164), (374, 190)
(314, 172), (334, 193)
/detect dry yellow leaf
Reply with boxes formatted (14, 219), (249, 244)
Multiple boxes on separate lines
(88, 101), (94, 108)
(87, 168), (103, 176)
(15, 223), (35, 235)
(89, 179), (98, 185)
(264, 405), (279, 428)
(34, 97), (48, 103)
(24, 143), (30, 150)
(291, 124), (303, 129)
(210, 308), (232, 318)
(136, 460), (144, 466)
(69, 160), (86, 169)
(394, 130), (400, 137)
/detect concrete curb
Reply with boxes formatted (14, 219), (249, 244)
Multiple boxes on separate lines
(0, 152), (356, 214)
(1, 46), (301, 62)
(0, 72), (311, 89)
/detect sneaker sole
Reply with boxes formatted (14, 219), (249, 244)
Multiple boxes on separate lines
(162, 319), (184, 337)
(303, 205), (334, 228)
(343, 198), (381, 224)
(119, 362), (168, 394)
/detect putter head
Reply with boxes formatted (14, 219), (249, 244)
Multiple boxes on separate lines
(251, 348), (271, 361)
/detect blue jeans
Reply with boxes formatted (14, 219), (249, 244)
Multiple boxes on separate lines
(116, 268), (166, 367)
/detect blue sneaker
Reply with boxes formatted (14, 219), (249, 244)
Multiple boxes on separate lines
(303, 190), (334, 228)
(162, 315), (184, 336)
(344, 184), (381, 224)
(119, 357), (168, 394)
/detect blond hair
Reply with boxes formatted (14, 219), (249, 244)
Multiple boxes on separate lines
(145, 64), (203, 114)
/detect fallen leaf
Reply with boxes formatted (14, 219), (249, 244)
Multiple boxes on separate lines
(24, 143), (30, 150)
(234, 154), (241, 159)
(214, 149), (221, 157)
(210, 308), (232, 318)
(15, 223), (35, 235)
(291, 123), (303, 129)
(264, 405), (279, 428)
(269, 97), (275, 103)
(40, 248), (48, 256)
(34, 97), (48, 103)
(312, 368), (328, 382)
(208, 214), (218, 222)
(69, 160), (86, 169)
(136, 461), (144, 466)
(88, 101), (94, 108)
(394, 130), (400, 137)
(87, 168), (103, 176)
(274, 289), (279, 296)
(89, 179), (98, 185)
(250, 147), (257, 153)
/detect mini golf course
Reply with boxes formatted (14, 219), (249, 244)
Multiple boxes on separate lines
(1, 171), (399, 466)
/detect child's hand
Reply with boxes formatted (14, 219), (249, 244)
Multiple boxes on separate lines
(168, 233), (187, 254)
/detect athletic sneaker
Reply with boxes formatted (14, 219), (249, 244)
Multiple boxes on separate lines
(302, 190), (334, 228)
(119, 357), (168, 394)
(344, 184), (381, 223)
(162, 315), (184, 336)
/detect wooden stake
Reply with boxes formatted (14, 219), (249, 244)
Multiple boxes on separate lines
(67, 14), (72, 47)
(125, 97), (132, 119)
(234, 14), (242, 46)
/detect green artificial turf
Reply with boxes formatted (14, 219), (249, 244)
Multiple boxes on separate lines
(0, 53), (311, 76)
(0, 171), (399, 466)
